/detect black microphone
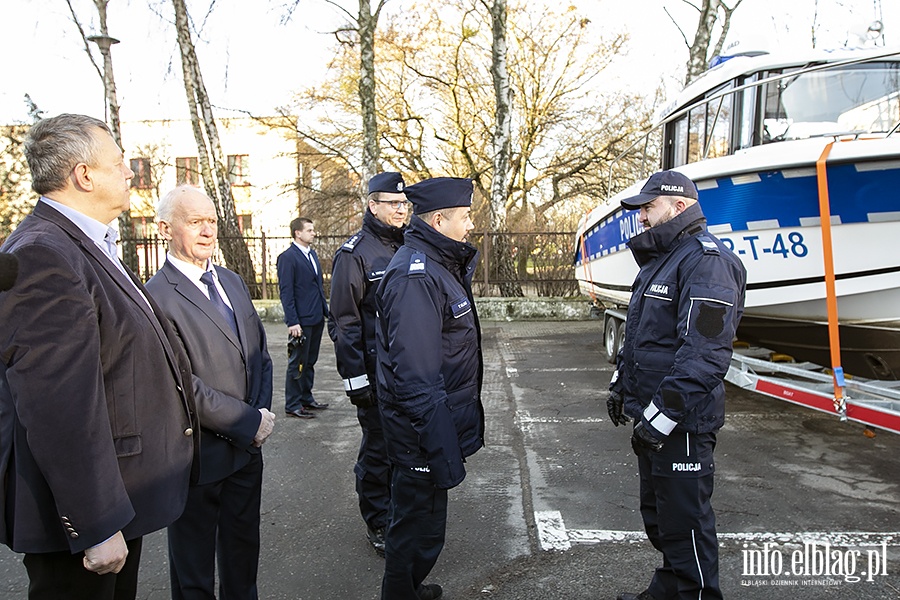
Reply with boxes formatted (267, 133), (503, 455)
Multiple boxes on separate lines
(0, 252), (19, 292)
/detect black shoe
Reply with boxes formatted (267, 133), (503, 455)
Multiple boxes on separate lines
(285, 408), (315, 419)
(617, 592), (655, 600)
(366, 526), (385, 557)
(306, 400), (329, 410)
(416, 583), (442, 600)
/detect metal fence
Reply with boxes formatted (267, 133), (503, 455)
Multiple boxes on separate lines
(127, 231), (579, 299)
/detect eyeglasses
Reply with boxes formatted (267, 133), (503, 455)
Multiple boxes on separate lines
(373, 200), (409, 211)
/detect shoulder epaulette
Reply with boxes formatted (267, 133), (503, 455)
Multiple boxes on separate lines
(408, 252), (426, 278)
(340, 232), (365, 252)
(696, 234), (719, 255)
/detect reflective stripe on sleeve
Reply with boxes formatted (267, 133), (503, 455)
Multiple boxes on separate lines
(343, 374), (370, 391)
(643, 402), (678, 436)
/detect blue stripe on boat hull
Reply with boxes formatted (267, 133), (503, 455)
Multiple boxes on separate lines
(700, 163), (900, 230)
(576, 162), (900, 264)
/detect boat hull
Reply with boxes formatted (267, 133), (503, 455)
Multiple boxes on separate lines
(575, 139), (900, 378)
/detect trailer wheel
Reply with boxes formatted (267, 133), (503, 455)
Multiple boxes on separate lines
(604, 317), (620, 364)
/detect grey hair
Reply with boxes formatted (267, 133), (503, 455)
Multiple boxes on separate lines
(24, 113), (112, 195)
(367, 191), (396, 203)
(156, 184), (206, 223)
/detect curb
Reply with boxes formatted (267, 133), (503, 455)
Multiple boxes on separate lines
(253, 297), (592, 323)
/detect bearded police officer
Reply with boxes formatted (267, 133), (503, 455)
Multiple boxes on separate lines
(328, 172), (408, 555)
(607, 170), (746, 600)
(375, 177), (484, 600)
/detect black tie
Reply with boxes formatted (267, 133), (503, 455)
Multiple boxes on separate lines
(200, 271), (237, 335)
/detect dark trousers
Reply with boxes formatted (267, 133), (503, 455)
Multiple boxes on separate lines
(285, 320), (324, 411)
(168, 452), (264, 600)
(24, 536), (143, 600)
(355, 402), (392, 531)
(381, 467), (448, 600)
(637, 430), (722, 600)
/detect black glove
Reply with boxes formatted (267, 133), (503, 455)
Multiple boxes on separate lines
(348, 387), (376, 409)
(606, 389), (629, 427)
(631, 421), (664, 453)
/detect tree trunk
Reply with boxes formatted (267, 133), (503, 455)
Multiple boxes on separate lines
(358, 0), (379, 199)
(685, 0), (743, 86)
(490, 0), (521, 296)
(685, 0), (719, 85)
(171, 0), (258, 294)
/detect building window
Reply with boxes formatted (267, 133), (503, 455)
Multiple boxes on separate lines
(311, 168), (322, 191)
(237, 213), (253, 234)
(130, 157), (152, 189)
(176, 156), (200, 186)
(227, 154), (250, 186)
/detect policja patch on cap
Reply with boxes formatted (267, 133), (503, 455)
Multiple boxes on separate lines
(620, 170), (698, 210)
(404, 177), (474, 215)
(368, 172), (405, 194)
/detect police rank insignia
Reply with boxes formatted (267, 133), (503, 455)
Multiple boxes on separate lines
(408, 252), (426, 277)
(341, 233), (363, 252)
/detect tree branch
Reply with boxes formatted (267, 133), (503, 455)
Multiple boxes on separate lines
(64, 0), (103, 80)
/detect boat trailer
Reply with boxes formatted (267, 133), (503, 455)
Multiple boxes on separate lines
(725, 137), (900, 436)
(727, 346), (900, 435)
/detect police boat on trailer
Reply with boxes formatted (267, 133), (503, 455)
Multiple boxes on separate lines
(575, 43), (900, 380)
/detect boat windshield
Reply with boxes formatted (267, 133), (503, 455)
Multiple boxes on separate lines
(762, 61), (900, 142)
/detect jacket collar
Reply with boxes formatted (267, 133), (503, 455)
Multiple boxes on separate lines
(161, 260), (242, 348)
(627, 202), (707, 266)
(362, 209), (405, 244)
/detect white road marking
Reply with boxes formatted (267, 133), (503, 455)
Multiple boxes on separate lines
(516, 411), (605, 425)
(535, 510), (571, 551)
(537, 511), (900, 550)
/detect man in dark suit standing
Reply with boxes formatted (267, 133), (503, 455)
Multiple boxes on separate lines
(0, 113), (196, 600)
(277, 217), (329, 419)
(146, 186), (275, 600)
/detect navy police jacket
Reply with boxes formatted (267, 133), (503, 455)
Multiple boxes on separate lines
(611, 203), (746, 436)
(374, 215), (485, 489)
(328, 210), (405, 394)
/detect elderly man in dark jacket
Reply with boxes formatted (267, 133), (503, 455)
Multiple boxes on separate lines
(608, 170), (746, 600)
(374, 177), (484, 600)
(329, 172), (408, 554)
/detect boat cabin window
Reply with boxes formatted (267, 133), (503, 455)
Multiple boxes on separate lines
(662, 60), (899, 170)
(762, 61), (900, 143)
(688, 106), (705, 164)
(737, 74), (759, 150)
(706, 83), (734, 159)
(666, 82), (734, 168)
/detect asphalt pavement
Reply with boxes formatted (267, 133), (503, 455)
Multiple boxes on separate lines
(1, 319), (899, 599)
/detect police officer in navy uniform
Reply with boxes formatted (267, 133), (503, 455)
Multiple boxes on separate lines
(607, 170), (746, 600)
(374, 177), (484, 600)
(328, 172), (408, 555)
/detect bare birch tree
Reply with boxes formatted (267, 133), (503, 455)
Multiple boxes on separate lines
(64, 0), (139, 271)
(171, 0), (257, 292)
(281, 0), (390, 199)
(486, 0), (521, 295)
(666, 0), (744, 85)
(358, 0), (387, 193)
